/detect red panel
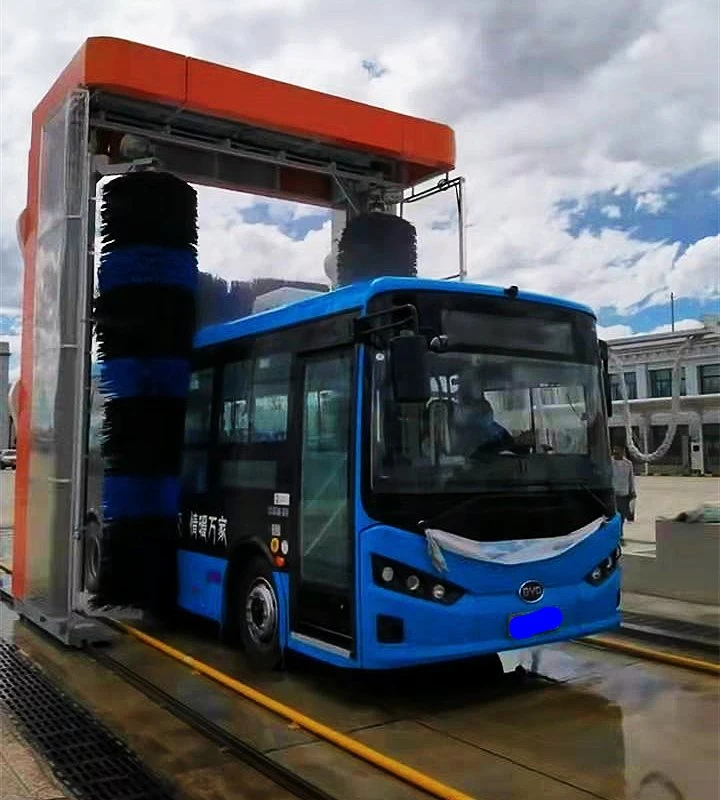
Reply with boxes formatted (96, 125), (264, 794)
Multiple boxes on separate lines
(12, 135), (41, 598)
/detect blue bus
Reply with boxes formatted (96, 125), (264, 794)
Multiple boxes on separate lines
(174, 276), (621, 669)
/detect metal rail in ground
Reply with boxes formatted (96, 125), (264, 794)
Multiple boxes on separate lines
(87, 643), (341, 800)
(621, 612), (719, 657)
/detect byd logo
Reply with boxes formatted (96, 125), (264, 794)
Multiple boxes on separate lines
(518, 580), (544, 603)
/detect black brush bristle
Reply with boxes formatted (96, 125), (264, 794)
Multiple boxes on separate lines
(101, 398), (188, 474)
(337, 212), (417, 286)
(95, 286), (196, 359)
(93, 517), (178, 610)
(101, 172), (198, 250)
(196, 272), (254, 328)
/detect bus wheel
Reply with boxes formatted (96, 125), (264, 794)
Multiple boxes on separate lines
(84, 515), (102, 594)
(236, 557), (282, 669)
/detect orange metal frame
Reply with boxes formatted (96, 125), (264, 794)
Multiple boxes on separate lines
(13, 37), (456, 599)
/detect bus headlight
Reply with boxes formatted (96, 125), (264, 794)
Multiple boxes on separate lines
(371, 555), (463, 605)
(585, 547), (621, 586)
(406, 575), (421, 592)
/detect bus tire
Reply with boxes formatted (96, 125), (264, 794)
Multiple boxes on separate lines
(235, 556), (282, 669)
(84, 514), (103, 594)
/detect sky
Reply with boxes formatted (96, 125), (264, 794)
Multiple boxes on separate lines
(0, 0), (718, 378)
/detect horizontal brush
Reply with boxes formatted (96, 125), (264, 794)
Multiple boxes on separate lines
(337, 212), (417, 286)
(196, 272), (254, 328)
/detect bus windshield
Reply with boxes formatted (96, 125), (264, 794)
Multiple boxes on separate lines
(369, 301), (611, 497)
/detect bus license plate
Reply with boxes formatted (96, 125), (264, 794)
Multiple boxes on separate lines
(508, 606), (563, 639)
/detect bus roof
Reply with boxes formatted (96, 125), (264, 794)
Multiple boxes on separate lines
(194, 277), (596, 349)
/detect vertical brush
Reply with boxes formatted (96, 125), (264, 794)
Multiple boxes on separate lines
(93, 172), (198, 610)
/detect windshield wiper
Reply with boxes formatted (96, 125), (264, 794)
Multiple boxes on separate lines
(574, 481), (615, 519)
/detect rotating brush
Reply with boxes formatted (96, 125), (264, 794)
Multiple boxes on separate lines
(93, 172), (198, 610)
(336, 212), (417, 286)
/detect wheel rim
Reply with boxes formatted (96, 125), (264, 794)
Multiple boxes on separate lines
(244, 577), (278, 649)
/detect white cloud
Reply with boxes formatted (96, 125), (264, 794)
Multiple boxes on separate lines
(601, 205), (622, 219)
(597, 323), (634, 339)
(647, 318), (704, 334)
(635, 191), (669, 214)
(600, 317), (705, 340)
(668, 235), (720, 299)
(0, 0), (718, 364)
(196, 188), (332, 285)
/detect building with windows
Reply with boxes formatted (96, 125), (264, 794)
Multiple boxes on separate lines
(607, 315), (720, 475)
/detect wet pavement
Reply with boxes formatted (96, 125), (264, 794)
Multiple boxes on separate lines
(1, 471), (718, 799)
(0, 605), (305, 800)
(3, 603), (716, 800)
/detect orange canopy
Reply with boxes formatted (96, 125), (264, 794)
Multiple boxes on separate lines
(35, 37), (455, 188)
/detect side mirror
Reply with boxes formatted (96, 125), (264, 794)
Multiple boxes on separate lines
(389, 333), (431, 403)
(598, 339), (612, 418)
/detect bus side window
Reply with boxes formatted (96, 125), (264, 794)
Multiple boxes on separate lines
(251, 354), (290, 442)
(184, 368), (214, 445)
(221, 360), (252, 443)
(300, 352), (353, 589)
(182, 367), (214, 494)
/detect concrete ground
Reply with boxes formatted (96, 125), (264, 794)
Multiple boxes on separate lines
(626, 475), (720, 544)
(4, 601), (719, 800)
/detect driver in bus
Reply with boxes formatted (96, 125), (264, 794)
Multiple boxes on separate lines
(453, 383), (515, 457)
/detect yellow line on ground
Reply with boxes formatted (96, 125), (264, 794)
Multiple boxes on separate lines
(580, 634), (719, 675)
(117, 621), (478, 800)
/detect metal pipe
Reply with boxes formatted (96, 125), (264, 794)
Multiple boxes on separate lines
(671, 291), (675, 332)
(580, 634), (720, 675)
(457, 176), (467, 281)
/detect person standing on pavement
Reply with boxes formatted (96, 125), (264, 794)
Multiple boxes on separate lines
(612, 445), (636, 543)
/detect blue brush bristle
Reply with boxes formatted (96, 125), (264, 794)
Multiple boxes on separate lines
(99, 245), (198, 293)
(103, 475), (180, 520)
(100, 358), (191, 399)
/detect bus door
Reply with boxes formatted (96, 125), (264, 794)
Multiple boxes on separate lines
(289, 347), (355, 657)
